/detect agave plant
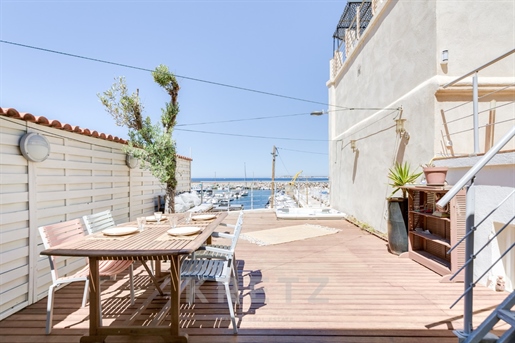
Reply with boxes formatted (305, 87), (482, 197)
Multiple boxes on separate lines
(387, 162), (422, 198)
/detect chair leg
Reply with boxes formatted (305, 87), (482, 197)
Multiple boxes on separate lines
(82, 279), (89, 308)
(224, 281), (238, 334)
(129, 264), (134, 305)
(231, 265), (240, 305)
(45, 284), (56, 334)
(189, 278), (195, 304)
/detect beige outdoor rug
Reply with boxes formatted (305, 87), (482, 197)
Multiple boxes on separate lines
(240, 224), (341, 246)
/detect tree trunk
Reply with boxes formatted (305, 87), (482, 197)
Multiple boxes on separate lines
(166, 184), (176, 213)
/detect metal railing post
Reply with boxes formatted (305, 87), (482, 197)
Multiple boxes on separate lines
(472, 72), (479, 154)
(464, 179), (476, 335)
(437, 126), (515, 208)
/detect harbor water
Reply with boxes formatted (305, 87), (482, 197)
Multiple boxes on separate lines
(192, 177), (329, 210)
(199, 189), (272, 210)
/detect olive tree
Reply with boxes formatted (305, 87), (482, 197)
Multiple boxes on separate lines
(98, 64), (180, 213)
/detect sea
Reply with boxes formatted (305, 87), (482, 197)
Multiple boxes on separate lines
(191, 177), (329, 183)
(191, 177), (329, 210)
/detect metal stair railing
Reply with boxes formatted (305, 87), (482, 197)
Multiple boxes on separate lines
(455, 292), (515, 343)
(442, 48), (515, 155)
(436, 126), (515, 343)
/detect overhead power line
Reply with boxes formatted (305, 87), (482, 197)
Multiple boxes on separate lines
(1, 39), (334, 107)
(177, 112), (310, 126)
(175, 128), (327, 142)
(277, 147), (328, 155)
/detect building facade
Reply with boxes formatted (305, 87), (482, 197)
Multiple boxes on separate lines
(326, 0), (514, 289)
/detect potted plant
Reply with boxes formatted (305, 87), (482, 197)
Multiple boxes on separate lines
(422, 158), (448, 186)
(386, 162), (422, 255)
(388, 162), (423, 199)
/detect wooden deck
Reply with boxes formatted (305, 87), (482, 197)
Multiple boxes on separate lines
(0, 210), (510, 342)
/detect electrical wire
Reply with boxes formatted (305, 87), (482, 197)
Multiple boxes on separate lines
(174, 127), (328, 141)
(1, 40), (406, 114)
(275, 149), (291, 178)
(1, 39), (336, 108)
(177, 108), (354, 127)
(339, 108), (399, 140)
(442, 82), (515, 113)
(276, 147), (328, 155)
(444, 101), (515, 125)
(176, 112), (310, 126)
(448, 117), (515, 136)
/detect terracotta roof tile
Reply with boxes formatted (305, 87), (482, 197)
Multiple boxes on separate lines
(1, 107), (129, 144)
(177, 154), (192, 161)
(0, 107), (192, 161)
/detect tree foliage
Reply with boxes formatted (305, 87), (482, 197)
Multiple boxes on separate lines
(98, 65), (180, 213)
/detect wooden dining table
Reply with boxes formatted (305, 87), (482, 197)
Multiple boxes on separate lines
(40, 212), (227, 343)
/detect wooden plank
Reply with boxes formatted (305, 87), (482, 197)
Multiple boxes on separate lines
(0, 211), (510, 342)
(484, 100), (496, 152)
(440, 109), (455, 156)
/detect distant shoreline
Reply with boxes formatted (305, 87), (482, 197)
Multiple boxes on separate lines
(192, 177), (328, 183)
(191, 179), (329, 190)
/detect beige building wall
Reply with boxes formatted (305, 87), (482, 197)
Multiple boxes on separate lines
(0, 113), (191, 320)
(328, 0), (515, 235)
(176, 154), (192, 193)
(327, 0), (515, 289)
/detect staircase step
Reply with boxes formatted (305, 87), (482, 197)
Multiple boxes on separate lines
(497, 309), (515, 326)
(496, 326), (515, 343)
(456, 291), (515, 343)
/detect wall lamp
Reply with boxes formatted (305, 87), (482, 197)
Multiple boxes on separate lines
(350, 140), (357, 152)
(126, 153), (139, 169)
(441, 49), (449, 65)
(395, 118), (406, 135)
(19, 132), (51, 162)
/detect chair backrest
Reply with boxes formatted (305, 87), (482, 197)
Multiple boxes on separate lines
(83, 210), (115, 234)
(228, 211), (244, 253)
(38, 219), (86, 281)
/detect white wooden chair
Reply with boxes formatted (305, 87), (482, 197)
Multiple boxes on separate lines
(181, 252), (239, 333)
(83, 210), (164, 296)
(181, 211), (244, 334)
(82, 209), (117, 234)
(82, 210), (135, 302)
(38, 219), (134, 334)
(194, 210), (244, 263)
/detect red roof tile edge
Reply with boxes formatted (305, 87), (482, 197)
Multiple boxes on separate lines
(0, 107), (192, 161)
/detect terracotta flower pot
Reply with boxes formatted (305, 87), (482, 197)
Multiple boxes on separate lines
(423, 167), (448, 186)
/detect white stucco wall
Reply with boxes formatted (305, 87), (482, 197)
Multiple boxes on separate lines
(438, 152), (515, 291)
(328, 0), (439, 232)
(328, 0), (514, 233)
(327, 0), (514, 288)
(436, 0), (515, 77)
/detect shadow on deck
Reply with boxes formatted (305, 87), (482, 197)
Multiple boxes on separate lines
(0, 211), (509, 342)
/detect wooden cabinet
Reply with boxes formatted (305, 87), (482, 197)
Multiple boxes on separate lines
(402, 185), (466, 282)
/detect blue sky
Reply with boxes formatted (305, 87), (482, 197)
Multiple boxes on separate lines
(1, 0), (345, 178)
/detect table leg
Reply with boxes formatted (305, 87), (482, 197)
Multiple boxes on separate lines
(156, 259), (162, 276)
(162, 255), (188, 343)
(141, 261), (165, 296)
(80, 257), (106, 343)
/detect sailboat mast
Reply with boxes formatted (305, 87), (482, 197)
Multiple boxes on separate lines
(244, 162), (247, 187)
